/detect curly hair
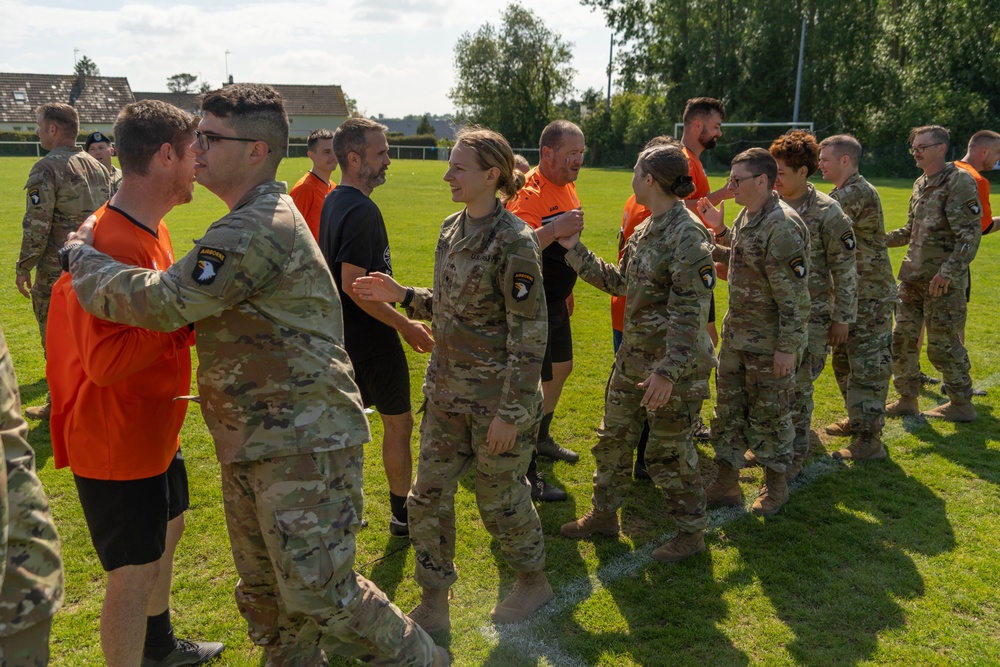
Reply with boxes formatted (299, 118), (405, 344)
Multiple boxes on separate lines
(769, 130), (819, 177)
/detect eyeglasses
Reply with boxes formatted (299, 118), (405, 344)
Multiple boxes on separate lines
(194, 130), (265, 151)
(728, 173), (762, 188)
(909, 142), (943, 155)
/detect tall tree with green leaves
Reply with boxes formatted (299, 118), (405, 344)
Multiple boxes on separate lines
(451, 3), (576, 147)
(167, 73), (199, 94)
(74, 56), (100, 77)
(416, 114), (436, 136)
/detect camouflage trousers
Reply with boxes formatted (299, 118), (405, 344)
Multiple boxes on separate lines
(892, 280), (972, 401)
(220, 448), (437, 667)
(591, 366), (706, 534)
(791, 341), (828, 464)
(712, 346), (795, 472)
(409, 402), (544, 591)
(831, 297), (893, 433)
(0, 617), (52, 667)
(29, 268), (59, 350)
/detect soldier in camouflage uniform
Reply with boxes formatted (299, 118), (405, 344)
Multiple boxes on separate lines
(16, 103), (110, 420)
(0, 325), (64, 666)
(769, 132), (857, 479)
(885, 125), (982, 422)
(697, 148), (810, 516)
(84, 131), (122, 196)
(354, 128), (551, 629)
(818, 135), (896, 460)
(558, 144), (716, 563)
(63, 84), (446, 667)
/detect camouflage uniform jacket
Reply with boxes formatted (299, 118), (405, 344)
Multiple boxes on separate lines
(0, 327), (63, 636)
(886, 163), (982, 287)
(70, 181), (370, 464)
(566, 201), (717, 400)
(108, 165), (122, 197)
(17, 146), (110, 279)
(714, 191), (811, 355)
(787, 184), (858, 353)
(407, 204), (546, 427)
(829, 173), (896, 303)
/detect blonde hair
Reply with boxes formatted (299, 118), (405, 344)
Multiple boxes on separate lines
(455, 126), (525, 201)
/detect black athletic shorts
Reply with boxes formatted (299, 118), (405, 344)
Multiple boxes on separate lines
(354, 345), (411, 416)
(541, 317), (574, 382)
(966, 269), (972, 302)
(74, 450), (190, 571)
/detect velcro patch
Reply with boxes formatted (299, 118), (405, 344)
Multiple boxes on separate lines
(789, 256), (806, 278)
(966, 198), (982, 216)
(28, 188), (40, 205)
(512, 272), (535, 301)
(699, 264), (715, 289)
(193, 247), (226, 285)
(840, 230), (856, 250)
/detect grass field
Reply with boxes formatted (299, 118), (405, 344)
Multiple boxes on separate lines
(2, 155), (999, 666)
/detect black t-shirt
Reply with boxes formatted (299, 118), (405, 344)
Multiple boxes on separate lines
(318, 185), (401, 362)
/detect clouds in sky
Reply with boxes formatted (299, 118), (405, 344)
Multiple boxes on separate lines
(0, 0), (611, 117)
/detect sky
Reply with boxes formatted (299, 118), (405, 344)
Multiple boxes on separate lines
(2, 0), (614, 118)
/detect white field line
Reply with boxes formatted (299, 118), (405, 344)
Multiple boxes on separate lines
(477, 371), (999, 665)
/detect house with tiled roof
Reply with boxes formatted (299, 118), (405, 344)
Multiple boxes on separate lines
(130, 91), (202, 115)
(0, 72), (134, 133)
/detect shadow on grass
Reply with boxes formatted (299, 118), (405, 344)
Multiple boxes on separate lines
(900, 403), (1000, 486)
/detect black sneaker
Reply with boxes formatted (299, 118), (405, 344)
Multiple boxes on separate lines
(920, 372), (941, 385)
(389, 515), (409, 538)
(142, 639), (224, 667)
(535, 436), (579, 462)
(633, 461), (651, 480)
(526, 469), (567, 502)
(693, 416), (711, 441)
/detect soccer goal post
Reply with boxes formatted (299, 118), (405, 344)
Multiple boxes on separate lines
(672, 121), (815, 138)
(673, 121), (816, 173)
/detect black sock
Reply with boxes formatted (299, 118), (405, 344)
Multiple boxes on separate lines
(390, 493), (408, 523)
(143, 608), (176, 660)
(527, 450), (538, 477)
(537, 412), (554, 442)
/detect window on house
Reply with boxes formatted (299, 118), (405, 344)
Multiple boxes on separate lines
(12, 90), (27, 102)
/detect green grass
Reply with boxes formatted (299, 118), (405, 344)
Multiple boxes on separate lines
(2, 156), (999, 666)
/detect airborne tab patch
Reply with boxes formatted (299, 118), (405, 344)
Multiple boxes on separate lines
(789, 256), (806, 278)
(699, 265), (715, 289)
(965, 198), (982, 216)
(28, 188), (40, 205)
(840, 230), (856, 250)
(193, 247), (226, 285)
(512, 272), (535, 301)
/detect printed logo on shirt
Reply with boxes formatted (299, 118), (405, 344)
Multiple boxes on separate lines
(193, 247), (226, 285)
(28, 188), (40, 205)
(383, 246), (393, 274)
(965, 198), (982, 216)
(789, 256), (806, 278)
(512, 272), (535, 301)
(840, 230), (856, 251)
(699, 265), (716, 289)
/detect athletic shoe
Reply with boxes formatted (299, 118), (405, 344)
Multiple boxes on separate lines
(141, 639), (224, 667)
(535, 436), (579, 462)
(693, 416), (711, 441)
(389, 515), (409, 538)
(920, 372), (940, 385)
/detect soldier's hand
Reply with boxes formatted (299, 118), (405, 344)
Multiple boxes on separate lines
(15, 272), (31, 298)
(557, 231), (581, 250)
(68, 214), (97, 246)
(773, 351), (795, 378)
(352, 271), (405, 303)
(638, 373), (673, 411)
(714, 261), (729, 281)
(697, 198), (725, 234)
(402, 319), (434, 354)
(487, 416), (518, 455)
(828, 321), (849, 346)
(929, 273), (950, 297)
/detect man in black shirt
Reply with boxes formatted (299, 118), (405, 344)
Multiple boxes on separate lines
(319, 118), (433, 537)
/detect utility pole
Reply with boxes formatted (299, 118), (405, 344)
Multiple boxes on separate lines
(793, 16), (806, 124)
(73, 48), (79, 66)
(606, 34), (613, 115)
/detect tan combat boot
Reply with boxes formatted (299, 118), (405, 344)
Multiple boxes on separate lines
(490, 571), (554, 624)
(431, 646), (451, 667)
(885, 396), (919, 417)
(24, 402), (50, 420)
(833, 432), (887, 461)
(824, 417), (853, 436)
(651, 531), (706, 563)
(922, 400), (977, 422)
(785, 457), (804, 482)
(743, 449), (759, 467)
(560, 509), (619, 539)
(751, 467), (788, 516)
(408, 587), (450, 633)
(706, 461), (742, 507)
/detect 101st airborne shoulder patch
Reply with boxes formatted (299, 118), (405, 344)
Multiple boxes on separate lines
(28, 188), (40, 206)
(193, 247), (226, 285)
(512, 272), (535, 301)
(789, 256), (806, 278)
(965, 198), (982, 216)
(840, 230), (856, 250)
(699, 264), (716, 289)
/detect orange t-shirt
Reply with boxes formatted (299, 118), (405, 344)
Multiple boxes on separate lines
(683, 146), (711, 201)
(48, 204), (193, 480)
(290, 171), (335, 241)
(954, 160), (993, 233)
(611, 194), (652, 332)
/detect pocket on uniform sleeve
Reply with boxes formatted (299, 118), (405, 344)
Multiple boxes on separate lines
(274, 495), (359, 590)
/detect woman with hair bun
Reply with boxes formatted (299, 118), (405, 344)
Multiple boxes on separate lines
(558, 143), (717, 563)
(352, 127), (552, 628)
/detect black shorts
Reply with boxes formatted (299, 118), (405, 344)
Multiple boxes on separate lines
(541, 317), (573, 382)
(966, 269), (972, 302)
(74, 450), (190, 571)
(708, 293), (716, 324)
(354, 345), (411, 416)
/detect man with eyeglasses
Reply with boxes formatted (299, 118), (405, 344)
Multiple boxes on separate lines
(884, 125), (982, 422)
(697, 147), (810, 516)
(60, 84), (448, 667)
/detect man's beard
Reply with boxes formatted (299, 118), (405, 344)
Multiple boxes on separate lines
(359, 162), (386, 190)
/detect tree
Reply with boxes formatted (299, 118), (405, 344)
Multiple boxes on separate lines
(416, 114), (436, 136)
(450, 3), (576, 147)
(167, 73), (199, 94)
(74, 56), (99, 77)
(199, 81), (213, 94)
(343, 94), (361, 117)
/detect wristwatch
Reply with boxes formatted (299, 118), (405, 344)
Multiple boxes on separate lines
(59, 240), (86, 272)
